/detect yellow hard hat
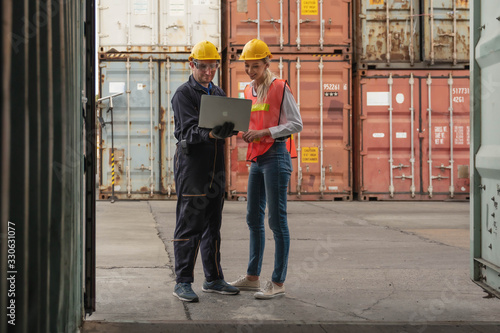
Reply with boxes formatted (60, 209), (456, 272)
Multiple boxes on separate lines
(239, 39), (273, 60)
(189, 40), (221, 61)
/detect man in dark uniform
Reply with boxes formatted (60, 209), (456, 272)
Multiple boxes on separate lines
(171, 40), (239, 302)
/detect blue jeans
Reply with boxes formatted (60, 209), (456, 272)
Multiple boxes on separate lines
(246, 142), (292, 284)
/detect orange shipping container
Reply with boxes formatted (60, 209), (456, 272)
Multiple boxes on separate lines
(225, 0), (352, 54)
(353, 70), (470, 201)
(227, 54), (352, 201)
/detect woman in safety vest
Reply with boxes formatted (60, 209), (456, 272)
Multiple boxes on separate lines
(229, 39), (303, 299)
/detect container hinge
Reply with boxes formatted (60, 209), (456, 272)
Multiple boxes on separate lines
(392, 163), (409, 170)
(135, 24), (152, 29)
(299, 18), (316, 24)
(135, 164), (152, 171)
(394, 174), (413, 180)
(241, 18), (258, 24)
(431, 175), (449, 180)
(166, 24), (184, 30)
(435, 164), (451, 171)
(478, 184), (486, 190)
(264, 18), (282, 24)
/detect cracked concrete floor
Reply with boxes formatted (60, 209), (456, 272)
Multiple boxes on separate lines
(89, 200), (500, 326)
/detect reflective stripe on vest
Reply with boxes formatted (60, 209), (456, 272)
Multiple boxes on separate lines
(244, 79), (287, 161)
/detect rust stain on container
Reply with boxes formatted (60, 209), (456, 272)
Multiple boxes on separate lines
(228, 55), (352, 201)
(353, 69), (470, 201)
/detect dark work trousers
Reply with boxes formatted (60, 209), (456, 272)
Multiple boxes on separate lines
(173, 140), (226, 284)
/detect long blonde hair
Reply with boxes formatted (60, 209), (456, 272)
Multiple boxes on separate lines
(255, 57), (276, 104)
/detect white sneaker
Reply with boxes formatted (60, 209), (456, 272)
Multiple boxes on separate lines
(229, 275), (260, 291)
(254, 281), (285, 299)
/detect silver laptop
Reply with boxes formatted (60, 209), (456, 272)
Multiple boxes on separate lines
(198, 95), (252, 132)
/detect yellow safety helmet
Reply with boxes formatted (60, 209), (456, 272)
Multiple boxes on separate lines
(239, 39), (273, 60)
(189, 40), (221, 61)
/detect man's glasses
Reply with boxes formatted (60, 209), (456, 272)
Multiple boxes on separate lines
(193, 61), (220, 71)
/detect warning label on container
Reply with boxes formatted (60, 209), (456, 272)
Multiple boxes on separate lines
(301, 0), (318, 15)
(370, 0), (384, 5)
(434, 126), (448, 145)
(302, 147), (319, 163)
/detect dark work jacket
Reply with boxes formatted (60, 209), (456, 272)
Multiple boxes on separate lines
(172, 74), (226, 145)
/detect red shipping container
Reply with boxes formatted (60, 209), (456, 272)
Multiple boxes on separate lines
(225, 0), (352, 54)
(353, 69), (470, 201)
(227, 54), (352, 201)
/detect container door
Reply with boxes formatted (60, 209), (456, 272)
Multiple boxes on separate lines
(159, 0), (221, 52)
(98, 0), (159, 52)
(420, 71), (470, 199)
(287, 55), (352, 200)
(423, 0), (470, 65)
(470, 0), (500, 299)
(357, 72), (422, 200)
(228, 0), (288, 52)
(358, 0), (419, 64)
(99, 59), (160, 199)
(289, 0), (351, 51)
(228, 0), (350, 53)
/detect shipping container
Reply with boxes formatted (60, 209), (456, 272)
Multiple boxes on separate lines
(470, 0), (500, 299)
(1, 0), (91, 331)
(98, 0), (221, 53)
(98, 53), (222, 200)
(353, 69), (470, 201)
(354, 0), (469, 68)
(227, 54), (352, 201)
(226, 0), (352, 54)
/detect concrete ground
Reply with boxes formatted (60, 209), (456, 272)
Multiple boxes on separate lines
(83, 200), (500, 333)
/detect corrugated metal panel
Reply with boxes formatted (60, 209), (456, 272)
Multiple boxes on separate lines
(355, 0), (469, 68)
(227, 0), (352, 54)
(1, 0), (86, 332)
(470, 0), (500, 299)
(98, 0), (221, 53)
(98, 54), (220, 199)
(227, 55), (352, 201)
(356, 0), (419, 64)
(423, 0), (470, 65)
(353, 69), (470, 201)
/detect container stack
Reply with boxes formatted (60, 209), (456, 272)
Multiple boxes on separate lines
(224, 0), (353, 201)
(97, 0), (222, 200)
(352, 0), (470, 201)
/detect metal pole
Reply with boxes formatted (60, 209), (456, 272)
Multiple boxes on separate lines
(126, 58), (132, 197)
(280, 0), (284, 50)
(388, 74), (394, 197)
(319, 57), (325, 197)
(149, 57), (154, 197)
(448, 73), (454, 197)
(427, 74), (433, 197)
(386, 0), (391, 65)
(296, 0), (301, 50)
(409, 73), (415, 197)
(319, 0), (324, 50)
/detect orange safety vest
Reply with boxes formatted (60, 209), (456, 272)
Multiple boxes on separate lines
(244, 79), (297, 161)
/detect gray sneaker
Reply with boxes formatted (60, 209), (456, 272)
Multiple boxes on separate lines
(202, 279), (240, 295)
(229, 275), (260, 291)
(173, 283), (199, 302)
